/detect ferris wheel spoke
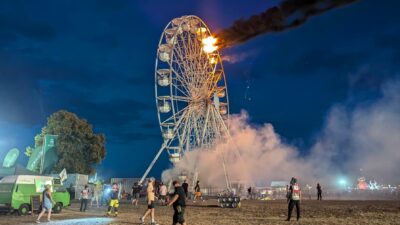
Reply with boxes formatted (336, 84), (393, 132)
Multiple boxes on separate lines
(160, 107), (188, 128)
(175, 36), (197, 87)
(171, 59), (190, 85)
(171, 67), (192, 95)
(177, 109), (193, 153)
(171, 95), (190, 102)
(171, 79), (190, 98)
(155, 16), (230, 168)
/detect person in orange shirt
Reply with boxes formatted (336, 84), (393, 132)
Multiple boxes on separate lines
(140, 178), (159, 225)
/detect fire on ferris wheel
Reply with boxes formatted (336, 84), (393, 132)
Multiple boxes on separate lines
(139, 15), (232, 190)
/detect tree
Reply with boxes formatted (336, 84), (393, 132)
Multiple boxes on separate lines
(35, 110), (106, 174)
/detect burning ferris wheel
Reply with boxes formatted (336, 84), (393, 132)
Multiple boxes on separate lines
(140, 15), (230, 182)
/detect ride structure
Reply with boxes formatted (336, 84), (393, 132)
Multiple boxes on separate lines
(139, 15), (232, 191)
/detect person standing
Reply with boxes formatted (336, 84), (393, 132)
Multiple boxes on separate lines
(168, 180), (187, 225)
(182, 180), (189, 198)
(91, 181), (102, 208)
(286, 178), (301, 221)
(193, 181), (202, 202)
(36, 185), (53, 223)
(285, 185), (290, 203)
(159, 182), (167, 205)
(140, 178), (159, 225)
(107, 183), (120, 217)
(80, 185), (90, 212)
(247, 186), (252, 199)
(131, 182), (142, 206)
(317, 183), (322, 200)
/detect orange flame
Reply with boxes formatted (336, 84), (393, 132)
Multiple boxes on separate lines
(202, 36), (218, 53)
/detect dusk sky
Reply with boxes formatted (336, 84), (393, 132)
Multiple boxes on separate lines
(0, 0), (399, 179)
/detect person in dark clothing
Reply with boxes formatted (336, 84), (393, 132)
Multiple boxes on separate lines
(317, 183), (322, 200)
(286, 178), (301, 221)
(193, 180), (202, 202)
(168, 180), (187, 225)
(247, 187), (252, 199)
(131, 182), (142, 206)
(182, 180), (189, 198)
(285, 185), (290, 203)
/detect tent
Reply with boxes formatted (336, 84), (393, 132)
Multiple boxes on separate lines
(0, 164), (39, 179)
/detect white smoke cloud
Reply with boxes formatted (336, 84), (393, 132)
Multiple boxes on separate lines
(162, 78), (400, 188)
(311, 79), (400, 184)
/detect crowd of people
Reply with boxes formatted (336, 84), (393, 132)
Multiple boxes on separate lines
(34, 176), (326, 224)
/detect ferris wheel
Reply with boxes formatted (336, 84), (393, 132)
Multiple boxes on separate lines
(140, 15), (230, 184)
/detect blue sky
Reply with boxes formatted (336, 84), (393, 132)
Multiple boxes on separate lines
(0, 0), (399, 178)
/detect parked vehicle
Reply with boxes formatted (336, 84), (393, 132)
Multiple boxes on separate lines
(0, 175), (70, 215)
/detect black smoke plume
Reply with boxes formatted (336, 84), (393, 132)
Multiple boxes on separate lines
(217, 0), (358, 48)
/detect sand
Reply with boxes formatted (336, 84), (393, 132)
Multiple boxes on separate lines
(0, 199), (399, 225)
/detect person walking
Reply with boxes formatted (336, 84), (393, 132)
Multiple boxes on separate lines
(36, 185), (54, 223)
(168, 180), (187, 225)
(286, 178), (301, 221)
(107, 183), (120, 217)
(193, 181), (202, 202)
(140, 178), (159, 225)
(317, 183), (322, 200)
(80, 185), (90, 212)
(182, 180), (189, 198)
(159, 182), (167, 205)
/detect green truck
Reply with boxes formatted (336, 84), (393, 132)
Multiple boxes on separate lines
(0, 175), (70, 215)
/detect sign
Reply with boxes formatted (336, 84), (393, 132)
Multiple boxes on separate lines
(31, 195), (41, 213)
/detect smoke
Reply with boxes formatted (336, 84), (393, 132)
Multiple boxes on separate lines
(221, 49), (258, 64)
(217, 0), (358, 48)
(311, 79), (400, 184)
(162, 78), (400, 187)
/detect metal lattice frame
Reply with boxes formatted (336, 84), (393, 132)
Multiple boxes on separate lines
(140, 15), (230, 185)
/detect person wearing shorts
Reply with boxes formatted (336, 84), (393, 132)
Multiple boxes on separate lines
(107, 183), (119, 217)
(168, 180), (187, 225)
(140, 178), (158, 225)
(193, 180), (203, 202)
(159, 182), (167, 205)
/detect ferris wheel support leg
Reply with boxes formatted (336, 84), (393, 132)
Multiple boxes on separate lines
(139, 142), (168, 185)
(221, 153), (231, 191)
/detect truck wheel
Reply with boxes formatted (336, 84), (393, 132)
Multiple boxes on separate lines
(18, 204), (30, 216)
(53, 203), (62, 213)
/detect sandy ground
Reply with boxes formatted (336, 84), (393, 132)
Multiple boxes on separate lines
(0, 199), (399, 225)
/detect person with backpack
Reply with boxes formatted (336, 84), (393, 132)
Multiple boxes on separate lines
(286, 177), (301, 221)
